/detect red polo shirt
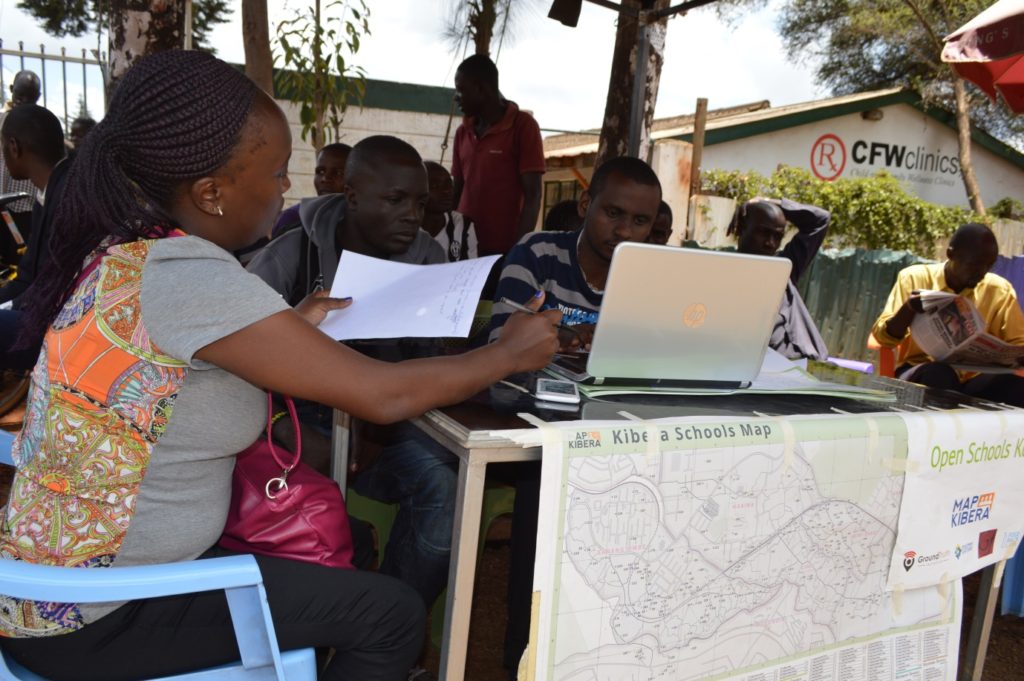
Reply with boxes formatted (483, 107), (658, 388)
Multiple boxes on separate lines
(452, 101), (546, 256)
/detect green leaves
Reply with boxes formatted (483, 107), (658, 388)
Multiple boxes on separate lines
(18, 0), (230, 51)
(702, 166), (981, 255)
(272, 0), (370, 149)
(991, 198), (1024, 221)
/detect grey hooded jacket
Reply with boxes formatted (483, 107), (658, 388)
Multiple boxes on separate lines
(247, 194), (445, 303)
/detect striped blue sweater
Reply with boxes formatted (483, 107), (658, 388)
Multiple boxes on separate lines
(488, 230), (603, 341)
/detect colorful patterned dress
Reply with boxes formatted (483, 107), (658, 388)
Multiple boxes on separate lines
(0, 232), (293, 638)
(1, 239), (191, 637)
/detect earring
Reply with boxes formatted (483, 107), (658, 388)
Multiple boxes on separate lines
(216, 205), (224, 217)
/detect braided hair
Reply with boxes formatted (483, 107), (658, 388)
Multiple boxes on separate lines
(19, 49), (259, 346)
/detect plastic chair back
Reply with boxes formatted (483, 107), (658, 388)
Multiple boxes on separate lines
(867, 334), (897, 377)
(0, 432), (314, 681)
(0, 555), (316, 681)
(0, 430), (14, 466)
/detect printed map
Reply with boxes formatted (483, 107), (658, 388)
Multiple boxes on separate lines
(533, 416), (960, 681)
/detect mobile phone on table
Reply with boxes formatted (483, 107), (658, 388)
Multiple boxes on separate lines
(535, 378), (581, 404)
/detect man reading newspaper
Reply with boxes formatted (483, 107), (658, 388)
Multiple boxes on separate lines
(872, 223), (1024, 407)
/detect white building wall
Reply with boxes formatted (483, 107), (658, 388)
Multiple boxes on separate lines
(650, 140), (693, 246)
(276, 99), (456, 203)
(701, 104), (1023, 209)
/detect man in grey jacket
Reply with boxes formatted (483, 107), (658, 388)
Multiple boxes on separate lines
(248, 136), (444, 303)
(248, 137), (454, 629)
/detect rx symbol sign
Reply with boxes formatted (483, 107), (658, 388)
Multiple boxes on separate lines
(810, 134), (846, 181)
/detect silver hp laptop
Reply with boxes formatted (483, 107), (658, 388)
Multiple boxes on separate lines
(549, 243), (792, 389)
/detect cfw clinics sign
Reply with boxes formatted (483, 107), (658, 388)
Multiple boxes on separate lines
(700, 102), (1023, 209)
(810, 131), (961, 188)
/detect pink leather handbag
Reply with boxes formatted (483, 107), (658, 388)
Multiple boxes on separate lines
(219, 395), (354, 569)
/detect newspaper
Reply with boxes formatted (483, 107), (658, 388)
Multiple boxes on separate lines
(911, 290), (1024, 368)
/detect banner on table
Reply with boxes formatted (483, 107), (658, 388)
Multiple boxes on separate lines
(887, 410), (1024, 590)
(529, 414), (961, 681)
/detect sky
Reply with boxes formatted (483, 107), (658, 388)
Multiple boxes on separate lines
(0, 0), (824, 133)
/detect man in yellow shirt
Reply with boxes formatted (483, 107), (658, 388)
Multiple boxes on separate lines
(871, 223), (1024, 406)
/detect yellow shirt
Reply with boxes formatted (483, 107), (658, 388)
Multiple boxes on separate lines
(871, 262), (1024, 367)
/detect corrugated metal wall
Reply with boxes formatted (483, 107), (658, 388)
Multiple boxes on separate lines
(797, 249), (929, 362)
(992, 255), (1024, 302)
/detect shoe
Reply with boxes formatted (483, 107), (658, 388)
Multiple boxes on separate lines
(408, 667), (437, 681)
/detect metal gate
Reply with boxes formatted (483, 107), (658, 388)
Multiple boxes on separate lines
(0, 39), (106, 128)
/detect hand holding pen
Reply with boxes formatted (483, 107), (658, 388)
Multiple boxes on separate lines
(500, 294), (592, 352)
(493, 291), (563, 372)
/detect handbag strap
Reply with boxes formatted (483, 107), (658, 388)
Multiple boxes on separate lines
(264, 393), (302, 473)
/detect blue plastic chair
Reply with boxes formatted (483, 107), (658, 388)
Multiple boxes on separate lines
(1001, 544), (1024, 617)
(0, 430), (316, 681)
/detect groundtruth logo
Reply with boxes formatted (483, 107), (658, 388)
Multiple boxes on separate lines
(951, 492), (994, 527)
(903, 551), (916, 572)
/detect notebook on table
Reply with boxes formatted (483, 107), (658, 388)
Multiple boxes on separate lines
(547, 243), (793, 389)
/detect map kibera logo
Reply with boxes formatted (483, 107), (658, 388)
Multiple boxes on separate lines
(570, 431), (602, 449)
(951, 492), (994, 527)
(903, 551), (916, 572)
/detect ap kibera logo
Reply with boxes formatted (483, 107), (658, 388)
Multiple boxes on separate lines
(569, 431), (602, 450)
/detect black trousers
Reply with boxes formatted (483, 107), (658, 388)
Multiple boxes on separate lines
(900, 362), (1024, 408)
(2, 548), (425, 681)
(0, 309), (39, 371)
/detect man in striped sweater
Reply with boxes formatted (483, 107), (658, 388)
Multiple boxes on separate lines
(488, 155), (662, 351)
(488, 155), (662, 678)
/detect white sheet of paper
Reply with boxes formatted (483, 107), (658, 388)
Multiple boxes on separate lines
(760, 347), (809, 373)
(319, 252), (501, 340)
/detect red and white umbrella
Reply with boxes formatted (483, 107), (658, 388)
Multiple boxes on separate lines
(942, 0), (1024, 113)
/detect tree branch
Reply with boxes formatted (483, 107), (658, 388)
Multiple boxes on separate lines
(900, 0), (944, 50)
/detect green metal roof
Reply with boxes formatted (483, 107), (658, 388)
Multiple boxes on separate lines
(359, 78), (456, 116)
(267, 66), (456, 117)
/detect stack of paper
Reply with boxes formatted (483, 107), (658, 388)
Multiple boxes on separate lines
(571, 349), (895, 402)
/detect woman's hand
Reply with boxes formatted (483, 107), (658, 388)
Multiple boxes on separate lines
(495, 291), (561, 373)
(294, 290), (353, 326)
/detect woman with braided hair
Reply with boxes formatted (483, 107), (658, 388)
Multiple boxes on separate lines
(0, 50), (561, 681)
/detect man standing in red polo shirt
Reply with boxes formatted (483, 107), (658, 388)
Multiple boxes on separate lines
(451, 54), (546, 256)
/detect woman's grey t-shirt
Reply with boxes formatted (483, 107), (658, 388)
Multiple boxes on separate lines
(83, 236), (289, 621)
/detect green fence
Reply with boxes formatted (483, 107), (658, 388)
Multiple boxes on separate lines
(797, 249), (929, 362)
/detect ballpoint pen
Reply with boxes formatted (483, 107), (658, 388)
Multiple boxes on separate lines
(499, 297), (581, 336)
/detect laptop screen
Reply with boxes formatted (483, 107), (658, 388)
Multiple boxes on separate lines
(585, 243), (792, 384)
